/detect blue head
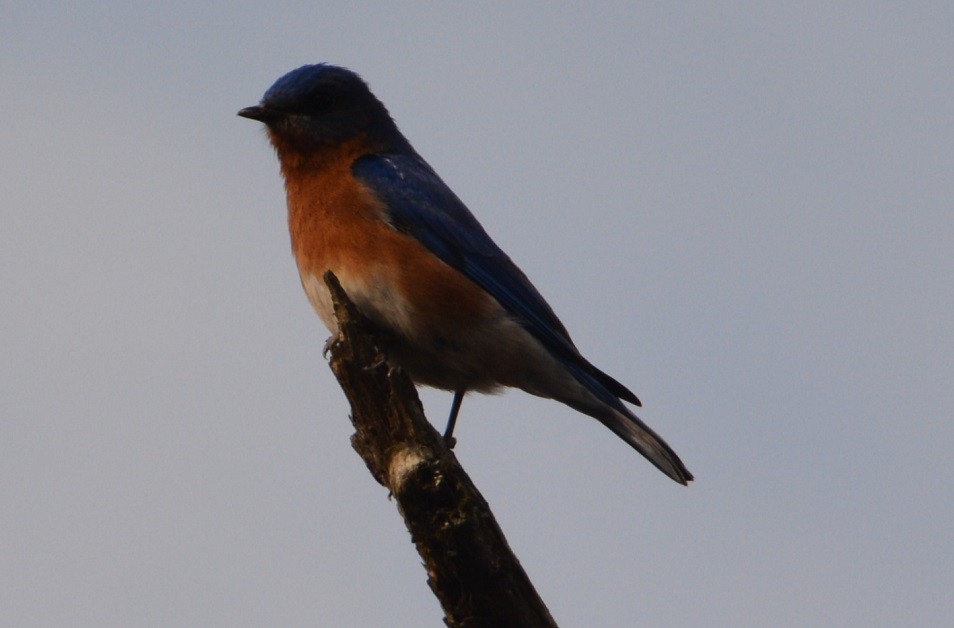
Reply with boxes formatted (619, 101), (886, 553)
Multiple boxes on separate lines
(239, 64), (407, 152)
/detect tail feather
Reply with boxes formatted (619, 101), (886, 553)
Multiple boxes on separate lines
(600, 407), (693, 485)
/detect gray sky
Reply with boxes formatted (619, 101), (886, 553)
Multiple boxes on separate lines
(3, 2), (952, 626)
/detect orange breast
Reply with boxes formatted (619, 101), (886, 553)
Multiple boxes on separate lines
(282, 140), (495, 341)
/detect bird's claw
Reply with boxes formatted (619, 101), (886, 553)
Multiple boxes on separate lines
(363, 349), (388, 371)
(322, 334), (340, 358)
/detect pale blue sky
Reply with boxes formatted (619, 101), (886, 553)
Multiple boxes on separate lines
(3, 3), (952, 626)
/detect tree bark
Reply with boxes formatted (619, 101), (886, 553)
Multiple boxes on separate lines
(323, 270), (558, 628)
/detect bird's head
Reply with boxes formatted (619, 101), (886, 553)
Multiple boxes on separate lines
(239, 64), (406, 155)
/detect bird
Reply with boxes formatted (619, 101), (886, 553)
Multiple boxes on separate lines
(239, 63), (692, 485)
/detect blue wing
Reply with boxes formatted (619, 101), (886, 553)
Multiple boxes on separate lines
(352, 152), (640, 408)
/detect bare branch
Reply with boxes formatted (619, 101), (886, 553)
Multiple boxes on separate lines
(323, 270), (558, 628)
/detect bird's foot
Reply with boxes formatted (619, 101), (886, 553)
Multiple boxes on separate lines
(365, 349), (388, 371)
(322, 333), (341, 358)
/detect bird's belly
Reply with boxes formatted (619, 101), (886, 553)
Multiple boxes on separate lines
(298, 268), (565, 395)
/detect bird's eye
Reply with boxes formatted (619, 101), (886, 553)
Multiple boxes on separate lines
(300, 84), (358, 117)
(305, 92), (336, 113)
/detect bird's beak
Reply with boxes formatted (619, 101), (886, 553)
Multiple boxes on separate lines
(237, 105), (277, 123)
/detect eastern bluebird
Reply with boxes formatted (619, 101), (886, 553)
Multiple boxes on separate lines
(239, 64), (692, 485)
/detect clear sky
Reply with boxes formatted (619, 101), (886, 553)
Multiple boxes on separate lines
(3, 2), (952, 626)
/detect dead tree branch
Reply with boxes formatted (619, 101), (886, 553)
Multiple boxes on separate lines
(323, 270), (558, 628)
